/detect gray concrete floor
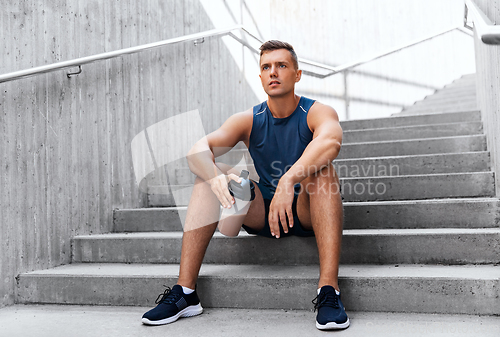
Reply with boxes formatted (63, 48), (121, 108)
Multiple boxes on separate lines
(0, 305), (499, 337)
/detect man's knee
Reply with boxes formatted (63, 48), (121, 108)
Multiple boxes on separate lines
(301, 164), (340, 196)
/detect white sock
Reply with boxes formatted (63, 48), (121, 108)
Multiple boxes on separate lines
(318, 287), (340, 295)
(182, 286), (195, 294)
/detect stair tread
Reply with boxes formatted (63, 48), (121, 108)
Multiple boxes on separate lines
(76, 227), (500, 240)
(345, 134), (484, 146)
(118, 196), (500, 211)
(23, 263), (500, 280)
(343, 120), (482, 133)
(156, 171), (495, 188)
(343, 110), (480, 130)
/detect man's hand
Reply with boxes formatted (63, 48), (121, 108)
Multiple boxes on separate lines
(268, 178), (295, 238)
(209, 173), (241, 209)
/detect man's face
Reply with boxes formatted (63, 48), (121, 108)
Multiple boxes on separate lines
(259, 49), (301, 97)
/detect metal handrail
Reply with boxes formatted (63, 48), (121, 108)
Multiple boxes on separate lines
(0, 26), (243, 83)
(296, 26), (471, 79)
(465, 0), (500, 45)
(0, 24), (472, 83)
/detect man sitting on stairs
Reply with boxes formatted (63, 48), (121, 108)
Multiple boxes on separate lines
(142, 40), (349, 331)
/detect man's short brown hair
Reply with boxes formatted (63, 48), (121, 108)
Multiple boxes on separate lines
(259, 40), (299, 70)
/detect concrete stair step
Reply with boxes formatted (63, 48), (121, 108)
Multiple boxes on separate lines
(336, 151), (490, 175)
(410, 100), (478, 111)
(72, 228), (500, 265)
(342, 110), (480, 130)
(172, 151), (491, 185)
(148, 172), (495, 206)
(434, 89), (476, 98)
(415, 94), (477, 105)
(445, 76), (476, 86)
(420, 92), (477, 102)
(213, 135), (486, 164)
(3, 305), (500, 337)
(113, 198), (500, 232)
(443, 82), (476, 91)
(16, 263), (500, 315)
(430, 86), (476, 95)
(400, 107), (479, 116)
(342, 122), (482, 143)
(402, 104), (479, 115)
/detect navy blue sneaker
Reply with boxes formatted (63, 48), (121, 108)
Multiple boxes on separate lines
(142, 285), (203, 325)
(312, 285), (350, 330)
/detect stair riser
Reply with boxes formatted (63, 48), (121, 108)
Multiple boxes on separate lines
(342, 111), (480, 130)
(408, 103), (478, 112)
(173, 151), (491, 185)
(212, 136), (486, 164)
(346, 122), (482, 143)
(113, 208), (186, 232)
(429, 87), (477, 95)
(17, 274), (500, 315)
(401, 107), (480, 116)
(397, 107), (481, 116)
(72, 232), (500, 265)
(113, 198), (500, 232)
(423, 92), (477, 101)
(415, 95), (477, 105)
(149, 172), (495, 206)
(444, 78), (476, 88)
(403, 104), (478, 114)
(340, 135), (486, 158)
(341, 278), (498, 315)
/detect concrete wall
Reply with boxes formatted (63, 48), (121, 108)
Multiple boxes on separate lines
(201, 0), (476, 120)
(0, 0), (257, 307)
(473, 0), (500, 197)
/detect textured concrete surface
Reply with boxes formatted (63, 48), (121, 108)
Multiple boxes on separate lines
(212, 135), (487, 164)
(338, 135), (486, 158)
(402, 103), (478, 115)
(171, 151), (491, 185)
(17, 264), (500, 314)
(113, 207), (186, 232)
(341, 110), (480, 130)
(1, 305), (499, 337)
(72, 228), (500, 265)
(114, 197), (500, 232)
(149, 171), (495, 206)
(342, 121), (482, 143)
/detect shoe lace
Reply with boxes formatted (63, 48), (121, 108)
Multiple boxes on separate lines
(155, 286), (181, 305)
(312, 291), (339, 312)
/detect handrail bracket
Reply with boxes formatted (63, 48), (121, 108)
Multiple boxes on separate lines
(67, 65), (82, 78)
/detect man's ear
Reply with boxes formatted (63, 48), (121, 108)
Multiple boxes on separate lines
(295, 69), (302, 83)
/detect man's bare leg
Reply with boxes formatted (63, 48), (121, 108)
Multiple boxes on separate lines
(296, 164), (343, 291)
(177, 166), (266, 289)
(177, 176), (220, 289)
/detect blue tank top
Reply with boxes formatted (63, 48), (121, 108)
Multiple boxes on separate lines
(248, 96), (316, 193)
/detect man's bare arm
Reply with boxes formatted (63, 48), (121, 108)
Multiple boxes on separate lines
(187, 109), (253, 208)
(283, 102), (342, 185)
(268, 102), (342, 237)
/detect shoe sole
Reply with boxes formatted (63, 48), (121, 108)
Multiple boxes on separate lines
(142, 303), (203, 326)
(316, 317), (350, 330)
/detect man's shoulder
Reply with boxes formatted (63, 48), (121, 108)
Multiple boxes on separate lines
(308, 100), (339, 120)
(224, 108), (254, 130)
(306, 100), (340, 133)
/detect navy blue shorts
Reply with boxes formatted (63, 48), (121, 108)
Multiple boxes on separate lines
(241, 181), (315, 238)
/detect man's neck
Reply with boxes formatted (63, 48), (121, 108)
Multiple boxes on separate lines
(267, 93), (301, 119)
